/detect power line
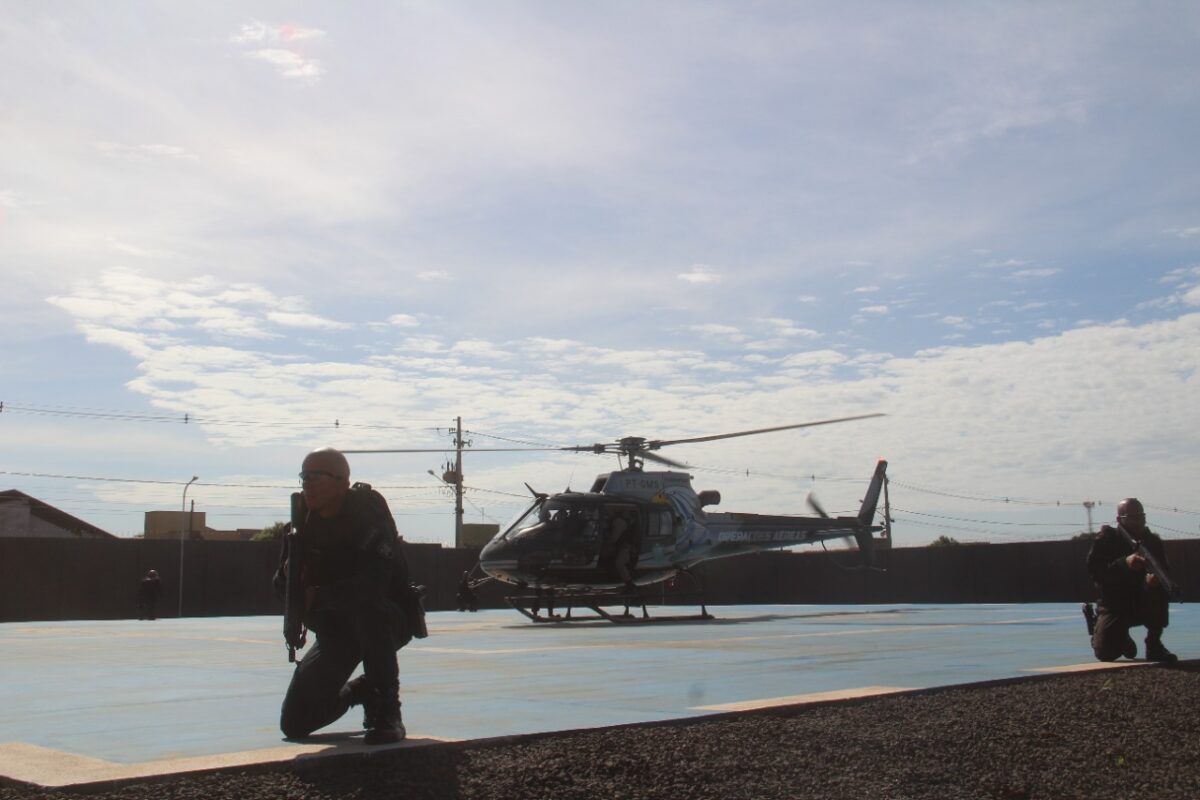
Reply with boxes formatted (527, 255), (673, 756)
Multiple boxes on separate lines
(890, 506), (1077, 527)
(0, 401), (443, 431)
(0, 470), (431, 490)
(888, 479), (1066, 507)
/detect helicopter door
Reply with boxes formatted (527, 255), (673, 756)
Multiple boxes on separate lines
(601, 505), (640, 583)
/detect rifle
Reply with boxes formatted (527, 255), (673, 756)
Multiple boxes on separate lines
(284, 492), (309, 662)
(1117, 524), (1182, 601)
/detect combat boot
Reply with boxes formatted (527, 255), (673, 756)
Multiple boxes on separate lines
(339, 676), (380, 730)
(363, 683), (405, 745)
(1122, 635), (1137, 660)
(1145, 638), (1178, 664)
(1081, 603), (1096, 636)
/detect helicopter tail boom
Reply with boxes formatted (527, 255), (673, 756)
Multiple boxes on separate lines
(852, 459), (889, 567)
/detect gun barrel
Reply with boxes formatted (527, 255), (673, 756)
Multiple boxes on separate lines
(1138, 543), (1181, 600)
(284, 493), (308, 660)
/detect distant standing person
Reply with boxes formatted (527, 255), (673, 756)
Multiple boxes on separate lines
(275, 447), (410, 744)
(137, 569), (162, 620)
(456, 571), (479, 612)
(1085, 498), (1178, 663)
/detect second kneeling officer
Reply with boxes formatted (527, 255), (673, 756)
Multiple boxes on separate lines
(277, 447), (414, 744)
(1085, 497), (1178, 663)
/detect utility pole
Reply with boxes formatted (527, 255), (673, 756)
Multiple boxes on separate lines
(453, 416), (464, 547)
(438, 417), (465, 547)
(429, 417), (469, 546)
(179, 475), (198, 618)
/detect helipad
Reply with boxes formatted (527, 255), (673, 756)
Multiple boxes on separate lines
(0, 603), (1191, 787)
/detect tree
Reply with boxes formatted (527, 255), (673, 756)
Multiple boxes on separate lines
(252, 521), (288, 542)
(928, 535), (961, 547)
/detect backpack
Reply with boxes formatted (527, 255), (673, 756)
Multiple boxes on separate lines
(350, 482), (428, 644)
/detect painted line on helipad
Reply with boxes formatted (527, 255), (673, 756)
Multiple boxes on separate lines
(0, 735), (458, 789)
(1023, 661), (1154, 674)
(690, 685), (916, 712)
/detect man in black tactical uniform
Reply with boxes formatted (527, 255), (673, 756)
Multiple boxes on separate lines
(1085, 498), (1178, 663)
(137, 569), (162, 620)
(277, 448), (408, 744)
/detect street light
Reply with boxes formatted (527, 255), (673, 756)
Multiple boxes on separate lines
(179, 475), (198, 618)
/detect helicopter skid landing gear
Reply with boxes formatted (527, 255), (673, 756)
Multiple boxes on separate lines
(505, 590), (714, 624)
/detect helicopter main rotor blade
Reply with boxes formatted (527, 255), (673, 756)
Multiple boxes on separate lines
(642, 450), (690, 469)
(341, 446), (570, 454)
(645, 413), (885, 450)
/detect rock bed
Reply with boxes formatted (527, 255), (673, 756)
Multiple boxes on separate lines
(3, 661), (1197, 800)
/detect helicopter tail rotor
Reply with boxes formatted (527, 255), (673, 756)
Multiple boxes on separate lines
(806, 492), (830, 519)
(808, 459), (888, 569)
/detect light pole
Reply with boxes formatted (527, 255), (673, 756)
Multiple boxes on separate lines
(179, 475), (198, 618)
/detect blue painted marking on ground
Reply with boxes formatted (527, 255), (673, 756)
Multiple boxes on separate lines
(0, 604), (1192, 764)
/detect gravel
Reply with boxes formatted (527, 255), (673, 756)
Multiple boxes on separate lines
(3, 661), (1197, 800)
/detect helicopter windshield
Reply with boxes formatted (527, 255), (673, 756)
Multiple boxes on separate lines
(497, 497), (546, 540)
(499, 497), (602, 541)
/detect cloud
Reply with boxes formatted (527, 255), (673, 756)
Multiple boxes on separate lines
(939, 315), (973, 329)
(759, 318), (820, 339)
(108, 239), (171, 259)
(245, 49), (322, 79)
(400, 336), (447, 353)
(47, 268), (332, 342)
(1011, 268), (1061, 279)
(779, 349), (847, 369)
(1165, 226), (1200, 239)
(852, 285), (881, 294)
(230, 20), (326, 45)
(266, 311), (349, 330)
(42, 264), (1200, 527)
(417, 271), (452, 282)
(690, 323), (744, 340)
(95, 142), (199, 161)
(1138, 267), (1200, 310)
(678, 265), (722, 285)
(451, 339), (511, 360)
(387, 314), (421, 328)
(231, 21), (325, 79)
(860, 305), (889, 315)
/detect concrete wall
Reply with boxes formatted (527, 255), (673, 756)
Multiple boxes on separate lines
(1, 537), (1197, 622)
(685, 539), (1200, 605)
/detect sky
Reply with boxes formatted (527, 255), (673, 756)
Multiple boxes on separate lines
(2, 2), (1199, 547)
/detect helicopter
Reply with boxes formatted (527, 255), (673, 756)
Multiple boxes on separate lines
(350, 414), (889, 622)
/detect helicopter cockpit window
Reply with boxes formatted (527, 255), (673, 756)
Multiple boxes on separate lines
(502, 499), (602, 541)
(498, 498), (545, 540)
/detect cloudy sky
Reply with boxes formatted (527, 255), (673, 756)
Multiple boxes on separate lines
(3, 2), (1199, 546)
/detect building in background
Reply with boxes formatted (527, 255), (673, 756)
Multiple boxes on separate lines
(462, 523), (499, 548)
(0, 490), (116, 539)
(143, 510), (259, 542)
